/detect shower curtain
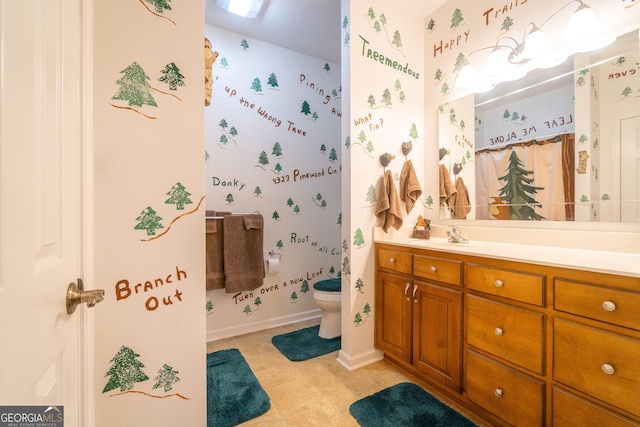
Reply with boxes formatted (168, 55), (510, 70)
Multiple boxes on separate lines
(475, 133), (575, 221)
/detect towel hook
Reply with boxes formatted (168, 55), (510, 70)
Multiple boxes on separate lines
(379, 153), (395, 169)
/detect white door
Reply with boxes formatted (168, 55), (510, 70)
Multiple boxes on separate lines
(0, 1), (92, 425)
(621, 116), (640, 222)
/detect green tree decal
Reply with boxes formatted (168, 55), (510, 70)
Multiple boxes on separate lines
(381, 89), (392, 106)
(276, 239), (284, 250)
(274, 163), (282, 173)
(355, 278), (364, 293)
(353, 228), (365, 246)
(152, 364), (180, 392)
(501, 17), (514, 32)
(301, 281), (310, 294)
(301, 100), (312, 115)
(257, 151), (269, 167)
(146, 0), (171, 13)
(206, 301), (213, 313)
(272, 211), (280, 221)
(158, 62), (184, 91)
(251, 78), (262, 93)
(243, 305), (252, 315)
(450, 8), (464, 28)
(367, 95), (376, 107)
(165, 182), (192, 210)
(267, 73), (279, 89)
(392, 31), (402, 49)
(312, 111), (319, 121)
(112, 62), (158, 108)
(225, 193), (234, 204)
(366, 185), (377, 204)
(103, 345), (149, 393)
(134, 207), (164, 236)
(621, 87), (632, 97)
(219, 57), (229, 68)
(425, 194), (434, 206)
(219, 134), (229, 145)
(272, 142), (283, 157)
(434, 69), (443, 81)
(453, 53), (466, 73)
(253, 186), (262, 197)
(367, 7), (375, 20)
(329, 148), (338, 162)
(293, 205), (301, 214)
(498, 150), (545, 220)
(290, 291), (298, 301)
(354, 312), (363, 325)
(286, 198), (294, 207)
(342, 16), (349, 29)
(427, 18), (436, 31)
(320, 144), (327, 154)
(363, 303), (372, 316)
(342, 255), (350, 276)
(219, 118), (228, 129)
(240, 39), (249, 50)
(254, 297), (262, 307)
(441, 82), (450, 94)
(324, 63), (331, 73)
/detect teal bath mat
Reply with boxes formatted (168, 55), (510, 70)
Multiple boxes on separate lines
(207, 348), (270, 427)
(350, 382), (477, 427)
(271, 325), (341, 361)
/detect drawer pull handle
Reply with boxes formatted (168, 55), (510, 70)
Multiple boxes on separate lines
(430, 266), (437, 273)
(389, 258), (395, 264)
(495, 279), (504, 288)
(494, 388), (504, 398)
(602, 301), (616, 312)
(413, 284), (418, 304)
(405, 283), (410, 301)
(601, 363), (615, 375)
(494, 327), (504, 336)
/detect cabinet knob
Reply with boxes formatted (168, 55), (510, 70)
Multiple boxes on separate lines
(389, 258), (395, 264)
(494, 388), (504, 398)
(495, 279), (504, 288)
(430, 266), (437, 273)
(494, 327), (504, 336)
(602, 300), (616, 312)
(601, 363), (615, 375)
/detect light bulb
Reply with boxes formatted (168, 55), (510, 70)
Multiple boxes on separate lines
(564, 3), (599, 41)
(522, 26), (549, 59)
(485, 47), (510, 74)
(456, 62), (478, 88)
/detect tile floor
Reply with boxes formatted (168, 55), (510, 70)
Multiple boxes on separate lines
(206, 318), (414, 427)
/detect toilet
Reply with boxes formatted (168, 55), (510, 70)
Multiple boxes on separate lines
(313, 278), (342, 339)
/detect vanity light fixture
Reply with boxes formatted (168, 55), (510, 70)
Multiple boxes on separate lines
(455, 0), (615, 90)
(216, 0), (264, 18)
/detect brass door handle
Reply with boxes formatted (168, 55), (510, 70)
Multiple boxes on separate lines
(66, 278), (105, 314)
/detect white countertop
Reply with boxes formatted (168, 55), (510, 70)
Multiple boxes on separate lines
(374, 227), (640, 278)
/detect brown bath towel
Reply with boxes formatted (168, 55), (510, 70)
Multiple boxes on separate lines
(205, 211), (231, 291)
(399, 159), (423, 214)
(439, 164), (457, 207)
(223, 214), (265, 293)
(451, 177), (471, 219)
(376, 170), (403, 232)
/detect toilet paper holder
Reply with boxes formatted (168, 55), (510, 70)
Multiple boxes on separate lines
(268, 250), (281, 260)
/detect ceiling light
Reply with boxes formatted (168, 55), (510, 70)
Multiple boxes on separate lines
(216, 0), (264, 18)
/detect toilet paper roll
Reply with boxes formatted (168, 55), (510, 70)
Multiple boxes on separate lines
(266, 257), (280, 275)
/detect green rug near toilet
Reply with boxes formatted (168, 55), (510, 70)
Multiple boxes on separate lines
(350, 382), (477, 427)
(271, 325), (341, 361)
(207, 348), (270, 427)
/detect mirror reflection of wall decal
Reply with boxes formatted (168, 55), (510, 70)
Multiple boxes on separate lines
(577, 151), (589, 173)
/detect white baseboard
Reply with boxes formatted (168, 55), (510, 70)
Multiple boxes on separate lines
(336, 348), (384, 371)
(206, 309), (322, 342)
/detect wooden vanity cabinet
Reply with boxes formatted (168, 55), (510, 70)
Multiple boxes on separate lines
(374, 242), (640, 427)
(375, 245), (463, 392)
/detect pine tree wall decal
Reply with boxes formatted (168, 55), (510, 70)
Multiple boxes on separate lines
(498, 150), (545, 220)
(103, 345), (150, 393)
(152, 364), (180, 392)
(112, 62), (158, 108)
(158, 62), (185, 91)
(134, 207), (164, 235)
(165, 182), (193, 210)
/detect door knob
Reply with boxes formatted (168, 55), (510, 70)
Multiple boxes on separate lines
(66, 278), (105, 314)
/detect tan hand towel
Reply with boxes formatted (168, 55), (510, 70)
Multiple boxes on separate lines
(205, 217), (225, 290)
(451, 177), (472, 219)
(439, 164), (457, 206)
(376, 170), (403, 232)
(223, 214), (265, 293)
(399, 159), (423, 214)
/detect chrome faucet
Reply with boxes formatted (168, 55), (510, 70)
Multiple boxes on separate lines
(447, 225), (469, 244)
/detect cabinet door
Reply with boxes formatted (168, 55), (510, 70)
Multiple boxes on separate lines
(375, 272), (413, 364)
(413, 280), (463, 392)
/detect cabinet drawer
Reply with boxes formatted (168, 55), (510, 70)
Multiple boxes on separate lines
(555, 279), (640, 331)
(466, 350), (544, 427)
(377, 247), (412, 275)
(414, 254), (462, 286)
(466, 295), (544, 374)
(554, 319), (640, 417)
(553, 387), (639, 427)
(467, 264), (544, 306)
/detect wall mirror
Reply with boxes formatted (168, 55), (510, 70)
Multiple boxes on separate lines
(438, 27), (640, 225)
